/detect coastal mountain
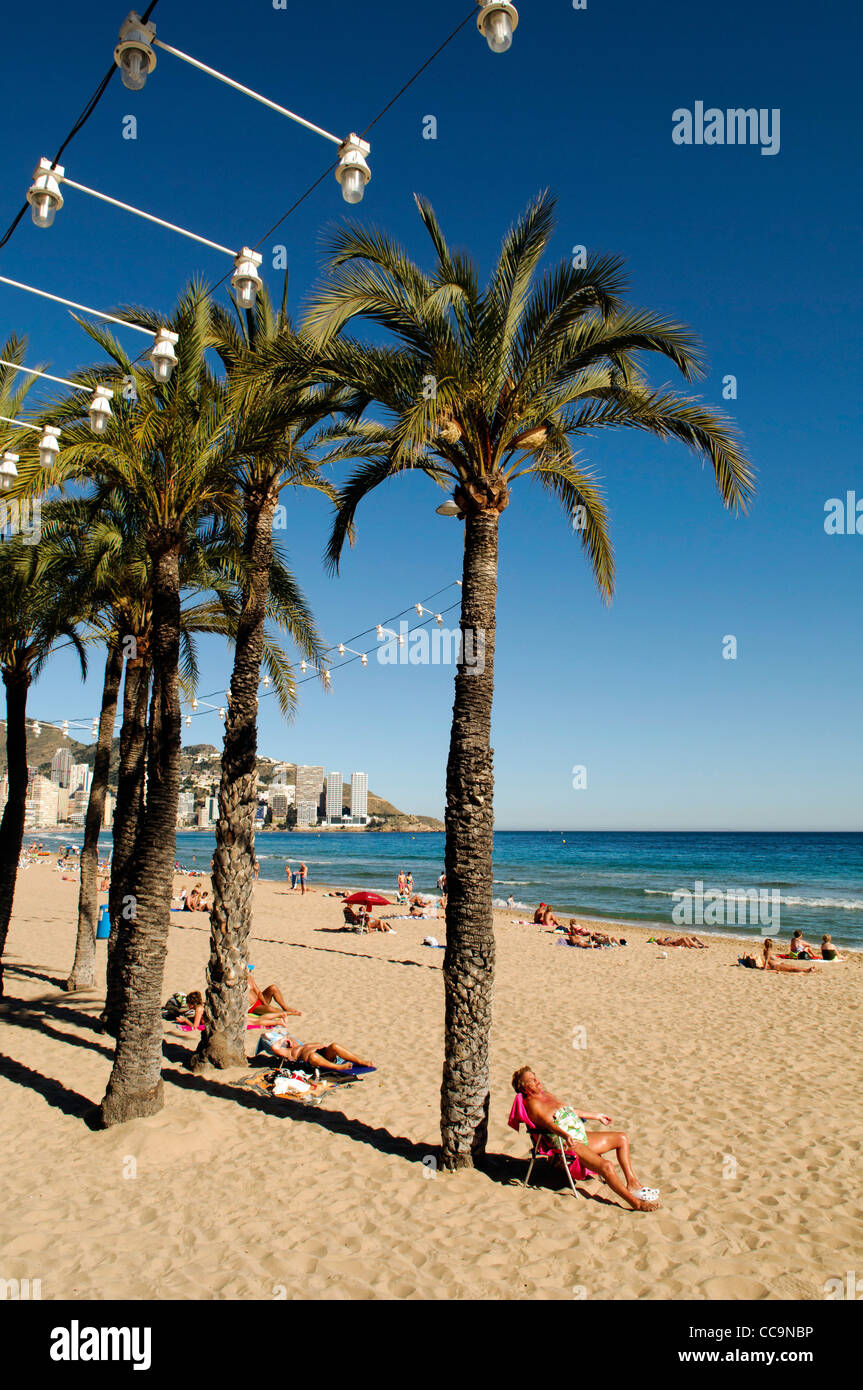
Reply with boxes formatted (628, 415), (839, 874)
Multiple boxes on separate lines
(1, 726), (443, 831)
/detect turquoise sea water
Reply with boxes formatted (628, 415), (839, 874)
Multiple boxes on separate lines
(33, 828), (863, 947)
(197, 828), (863, 948)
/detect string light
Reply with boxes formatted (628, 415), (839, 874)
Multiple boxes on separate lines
(30, 581), (464, 733)
(476, 1), (519, 54)
(0, 357), (114, 435)
(111, 12), (372, 206)
(26, 159), (264, 312)
(0, 272), (178, 380)
(0, 452), (18, 492)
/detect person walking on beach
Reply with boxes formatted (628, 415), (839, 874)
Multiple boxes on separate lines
(299, 862), (308, 895)
(285, 861), (292, 890)
(406, 872), (414, 895)
(398, 870), (407, 896)
(437, 871), (446, 893)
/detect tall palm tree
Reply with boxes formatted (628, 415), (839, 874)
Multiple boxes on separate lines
(33, 286), (244, 1123)
(189, 290), (335, 1070)
(0, 538), (87, 994)
(287, 192), (755, 1167)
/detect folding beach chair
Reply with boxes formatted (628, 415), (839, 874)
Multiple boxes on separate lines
(342, 903), (368, 931)
(508, 1094), (595, 1199)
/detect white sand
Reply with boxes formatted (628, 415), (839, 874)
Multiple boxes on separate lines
(1, 866), (860, 1300)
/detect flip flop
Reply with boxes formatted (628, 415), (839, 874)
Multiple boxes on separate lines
(632, 1186), (660, 1202)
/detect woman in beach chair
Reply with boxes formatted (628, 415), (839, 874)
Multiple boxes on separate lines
(511, 1067), (660, 1212)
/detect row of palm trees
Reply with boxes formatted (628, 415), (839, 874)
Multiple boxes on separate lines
(0, 192), (753, 1164)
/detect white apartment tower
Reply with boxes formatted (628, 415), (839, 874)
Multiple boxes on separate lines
(350, 772), (368, 823)
(326, 771), (343, 824)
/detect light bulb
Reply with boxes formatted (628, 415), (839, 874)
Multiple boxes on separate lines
(300, 660), (307, 673)
(338, 644), (345, 656)
(92, 720), (98, 737)
(339, 167), (365, 205)
(484, 7), (513, 51)
(231, 248), (262, 310)
(31, 195), (57, 228)
(218, 707), (226, 721)
(185, 715), (191, 727)
(435, 614), (443, 626)
(360, 654), (368, 666)
(262, 674), (270, 688)
(191, 698), (198, 711)
(121, 48), (148, 91)
(415, 603), (423, 615)
(376, 625), (384, 640)
(89, 386), (113, 434)
(32, 722), (41, 737)
(0, 452), (18, 491)
(38, 426), (61, 468)
(234, 278), (256, 308)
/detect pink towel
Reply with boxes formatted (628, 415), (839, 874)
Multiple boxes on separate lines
(508, 1093), (594, 1180)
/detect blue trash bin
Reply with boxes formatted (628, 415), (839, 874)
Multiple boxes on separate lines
(96, 904), (111, 939)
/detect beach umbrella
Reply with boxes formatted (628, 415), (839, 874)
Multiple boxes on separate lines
(344, 891), (391, 907)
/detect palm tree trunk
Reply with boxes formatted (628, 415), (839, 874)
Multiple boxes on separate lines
(102, 655), (150, 1035)
(440, 509), (499, 1169)
(0, 669), (31, 997)
(191, 489), (276, 1070)
(65, 642), (122, 992)
(98, 551), (181, 1126)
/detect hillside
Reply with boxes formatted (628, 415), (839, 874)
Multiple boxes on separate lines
(0, 727), (443, 830)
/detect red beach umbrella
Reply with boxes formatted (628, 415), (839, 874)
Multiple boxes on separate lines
(344, 891), (391, 907)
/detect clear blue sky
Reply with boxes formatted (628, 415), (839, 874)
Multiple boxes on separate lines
(2, 0), (861, 830)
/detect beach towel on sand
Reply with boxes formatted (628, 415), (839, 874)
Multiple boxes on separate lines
(233, 1067), (369, 1107)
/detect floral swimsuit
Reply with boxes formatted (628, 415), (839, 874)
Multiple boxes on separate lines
(553, 1106), (588, 1146)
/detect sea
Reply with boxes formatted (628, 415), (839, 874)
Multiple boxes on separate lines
(32, 828), (863, 949)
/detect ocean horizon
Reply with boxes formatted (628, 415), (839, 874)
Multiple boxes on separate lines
(33, 827), (863, 949)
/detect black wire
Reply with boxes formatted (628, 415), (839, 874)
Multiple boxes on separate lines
(34, 581), (464, 727)
(0, 0), (162, 252)
(209, 5), (478, 291)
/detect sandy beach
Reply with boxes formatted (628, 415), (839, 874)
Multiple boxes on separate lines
(1, 864), (860, 1302)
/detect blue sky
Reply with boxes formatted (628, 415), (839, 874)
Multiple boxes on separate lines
(2, 0), (861, 829)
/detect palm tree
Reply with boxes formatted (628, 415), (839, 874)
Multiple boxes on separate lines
(0, 537), (87, 994)
(32, 286), (244, 1123)
(189, 290), (334, 1070)
(287, 192), (755, 1167)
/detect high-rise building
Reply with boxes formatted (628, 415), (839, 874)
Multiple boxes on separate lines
(25, 775), (61, 828)
(50, 747), (74, 788)
(295, 765), (324, 809)
(177, 791), (195, 826)
(326, 771), (343, 824)
(350, 772), (368, 823)
(69, 763), (92, 795)
(270, 786), (294, 820)
(296, 800), (318, 827)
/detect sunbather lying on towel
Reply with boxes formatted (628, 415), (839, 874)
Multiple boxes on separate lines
(248, 967), (301, 1024)
(650, 934), (708, 949)
(511, 1066), (660, 1212)
(259, 1028), (374, 1072)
